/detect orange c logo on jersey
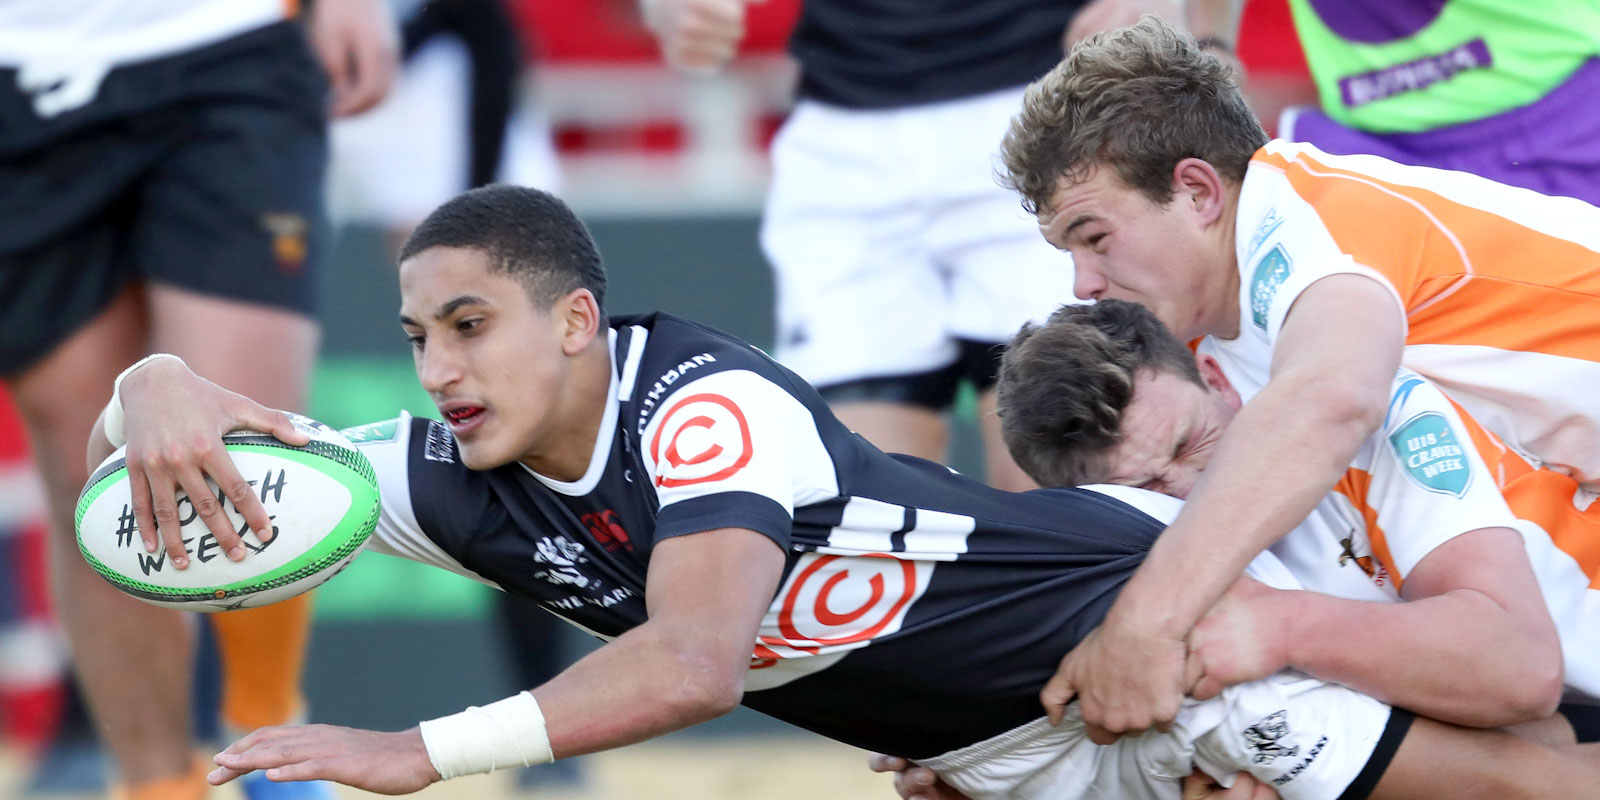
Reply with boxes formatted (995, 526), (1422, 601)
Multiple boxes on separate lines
(651, 393), (753, 487)
(663, 416), (723, 467)
(769, 553), (920, 648)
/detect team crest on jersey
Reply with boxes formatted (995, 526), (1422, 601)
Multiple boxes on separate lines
(1250, 244), (1293, 330)
(1337, 529), (1391, 587)
(340, 419), (400, 444)
(650, 393), (753, 487)
(533, 535), (593, 589)
(579, 510), (633, 553)
(1388, 412), (1471, 497)
(1244, 711), (1299, 766)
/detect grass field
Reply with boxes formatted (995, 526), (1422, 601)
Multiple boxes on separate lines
(0, 736), (893, 800)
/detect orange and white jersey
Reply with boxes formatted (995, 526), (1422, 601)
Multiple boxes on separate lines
(1213, 140), (1600, 485)
(1269, 370), (1600, 704)
(0, 0), (294, 68)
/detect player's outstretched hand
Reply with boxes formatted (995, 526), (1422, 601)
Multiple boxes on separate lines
(1187, 577), (1289, 701)
(866, 754), (971, 800)
(1182, 769), (1281, 800)
(116, 357), (310, 571)
(210, 724), (440, 795)
(308, 0), (399, 117)
(1063, 0), (1183, 51)
(1039, 616), (1195, 744)
(641, 0), (751, 74)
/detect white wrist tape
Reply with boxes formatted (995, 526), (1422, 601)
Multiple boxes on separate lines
(419, 691), (553, 780)
(103, 353), (185, 448)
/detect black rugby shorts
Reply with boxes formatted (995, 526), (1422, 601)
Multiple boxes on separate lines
(0, 21), (328, 375)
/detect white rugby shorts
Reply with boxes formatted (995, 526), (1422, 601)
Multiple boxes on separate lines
(760, 87), (1080, 389)
(919, 672), (1395, 800)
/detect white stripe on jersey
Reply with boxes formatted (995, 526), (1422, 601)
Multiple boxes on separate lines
(822, 497), (902, 553)
(616, 325), (648, 402)
(814, 497), (977, 559)
(901, 509), (975, 557)
(1081, 485), (1183, 525)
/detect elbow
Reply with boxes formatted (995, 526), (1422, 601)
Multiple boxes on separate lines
(1320, 381), (1387, 436)
(659, 647), (745, 721)
(1512, 626), (1565, 722)
(1512, 649), (1565, 722)
(1481, 640), (1564, 726)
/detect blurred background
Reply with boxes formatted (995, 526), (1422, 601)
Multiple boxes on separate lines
(0, 0), (1314, 796)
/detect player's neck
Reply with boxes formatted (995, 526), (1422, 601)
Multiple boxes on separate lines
(1207, 187), (1245, 340)
(520, 341), (614, 481)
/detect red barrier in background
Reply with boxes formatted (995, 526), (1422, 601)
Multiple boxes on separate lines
(508, 0), (801, 64)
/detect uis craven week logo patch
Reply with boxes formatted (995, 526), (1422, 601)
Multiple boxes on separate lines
(650, 393), (753, 488)
(1250, 244), (1293, 331)
(1388, 412), (1471, 497)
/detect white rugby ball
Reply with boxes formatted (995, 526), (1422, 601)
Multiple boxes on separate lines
(74, 415), (379, 612)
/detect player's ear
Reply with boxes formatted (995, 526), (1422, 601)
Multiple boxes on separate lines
(1172, 157), (1227, 227)
(1195, 354), (1241, 410)
(558, 288), (602, 356)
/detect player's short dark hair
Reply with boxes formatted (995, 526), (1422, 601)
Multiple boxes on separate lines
(996, 300), (1202, 487)
(400, 185), (608, 314)
(1001, 16), (1267, 214)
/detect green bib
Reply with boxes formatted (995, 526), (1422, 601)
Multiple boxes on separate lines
(1287, 0), (1600, 132)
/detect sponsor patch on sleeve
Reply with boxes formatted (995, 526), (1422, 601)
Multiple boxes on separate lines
(1388, 412), (1471, 497)
(1250, 244), (1294, 331)
(340, 418), (400, 444)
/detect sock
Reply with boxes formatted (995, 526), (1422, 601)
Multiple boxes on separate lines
(113, 755), (210, 800)
(210, 591), (315, 732)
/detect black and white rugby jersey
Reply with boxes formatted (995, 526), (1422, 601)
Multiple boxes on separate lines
(345, 313), (1167, 759)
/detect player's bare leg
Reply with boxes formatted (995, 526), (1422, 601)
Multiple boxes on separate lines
(1369, 717), (1600, 799)
(6, 286), (202, 788)
(147, 284), (321, 738)
(832, 401), (949, 462)
(976, 389), (1037, 492)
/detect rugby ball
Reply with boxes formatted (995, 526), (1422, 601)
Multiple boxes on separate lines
(74, 415), (379, 612)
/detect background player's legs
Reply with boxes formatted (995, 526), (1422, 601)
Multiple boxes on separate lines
(976, 389), (1034, 492)
(763, 102), (960, 466)
(929, 88), (1078, 492)
(129, 22), (328, 781)
(831, 403), (948, 463)
(5, 287), (204, 789)
(147, 285), (320, 739)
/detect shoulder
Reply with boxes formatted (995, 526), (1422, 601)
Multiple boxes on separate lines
(622, 313), (824, 436)
(342, 413), (495, 546)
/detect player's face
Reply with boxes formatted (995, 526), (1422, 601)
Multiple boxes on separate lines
(1039, 167), (1229, 341)
(398, 246), (581, 471)
(1099, 358), (1241, 499)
